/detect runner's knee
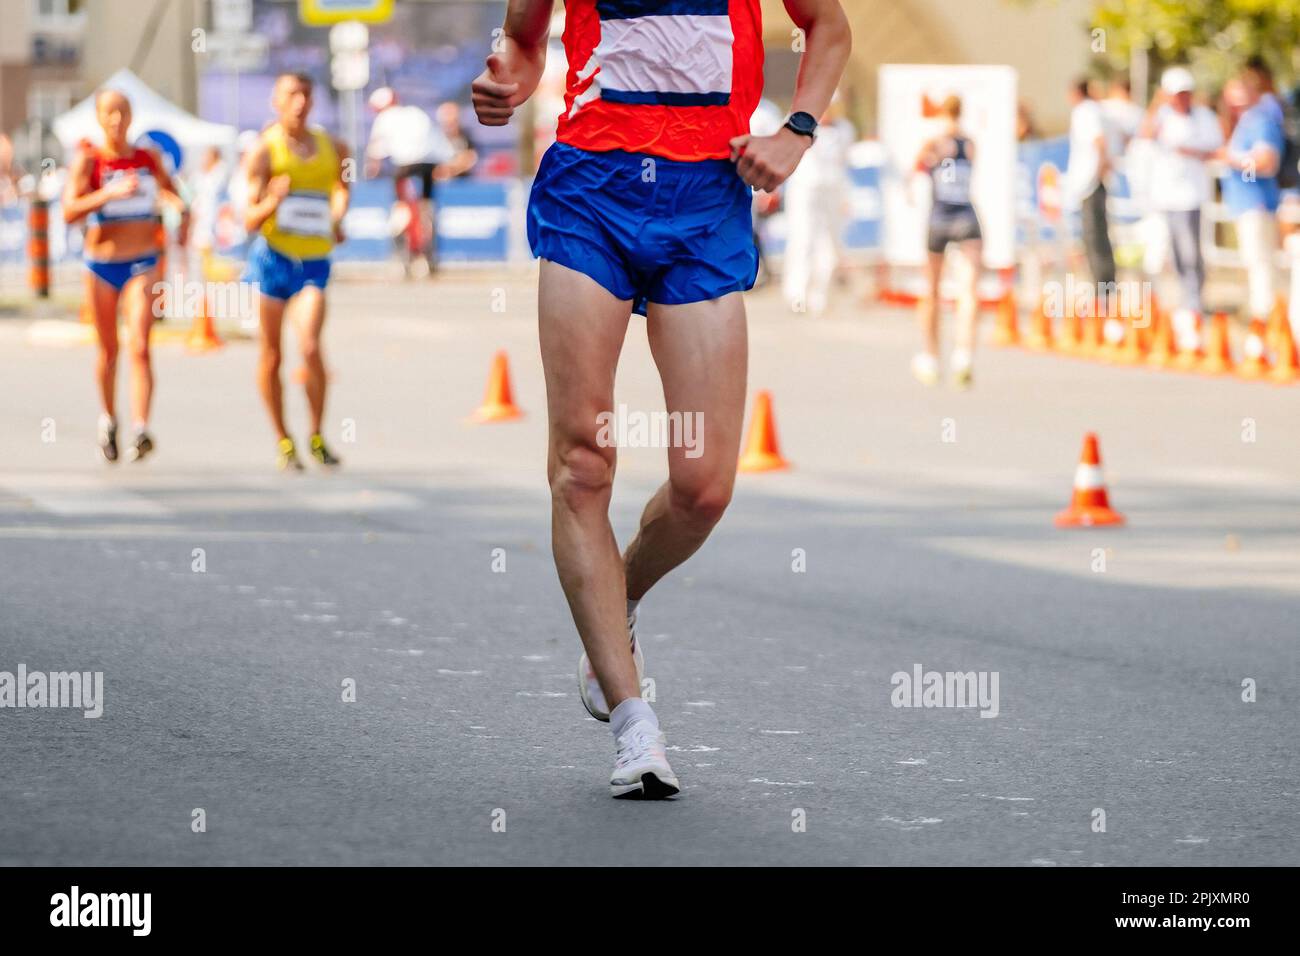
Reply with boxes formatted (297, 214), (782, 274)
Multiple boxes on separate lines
(550, 437), (615, 512)
(125, 335), (149, 365)
(669, 475), (733, 529)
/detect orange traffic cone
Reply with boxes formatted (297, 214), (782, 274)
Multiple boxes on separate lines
(1145, 304), (1176, 369)
(1110, 322), (1137, 365)
(1058, 306), (1085, 356)
(1024, 293), (1054, 351)
(1055, 432), (1125, 528)
(186, 289), (224, 353)
(1270, 316), (1300, 385)
(1079, 311), (1105, 359)
(1237, 318), (1273, 380)
(737, 390), (790, 473)
(1096, 316), (1126, 363)
(992, 291), (1020, 347)
(1170, 312), (1205, 372)
(1198, 313), (1235, 376)
(470, 350), (524, 423)
(1266, 299), (1288, 358)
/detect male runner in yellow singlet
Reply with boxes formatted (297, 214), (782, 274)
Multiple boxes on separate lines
(244, 73), (350, 470)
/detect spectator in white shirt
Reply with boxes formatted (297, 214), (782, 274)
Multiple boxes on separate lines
(1138, 67), (1224, 320)
(1067, 77), (1116, 310)
(1101, 76), (1144, 171)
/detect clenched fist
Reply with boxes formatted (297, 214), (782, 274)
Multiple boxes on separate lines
(471, 44), (544, 127)
(729, 128), (812, 193)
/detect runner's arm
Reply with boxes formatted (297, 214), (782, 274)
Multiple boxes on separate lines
(471, 0), (551, 127)
(332, 137), (352, 243)
(784, 0), (852, 123)
(148, 149), (190, 222)
(146, 149), (191, 245)
(915, 137), (938, 173)
(243, 140), (286, 234)
(730, 0), (851, 192)
(60, 148), (133, 224)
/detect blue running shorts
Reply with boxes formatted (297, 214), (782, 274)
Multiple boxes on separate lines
(244, 237), (331, 301)
(86, 254), (159, 291)
(527, 142), (758, 315)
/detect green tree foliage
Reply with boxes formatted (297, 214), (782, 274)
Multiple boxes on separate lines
(1089, 0), (1300, 86)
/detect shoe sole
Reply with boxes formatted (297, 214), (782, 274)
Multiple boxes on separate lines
(612, 771), (680, 800)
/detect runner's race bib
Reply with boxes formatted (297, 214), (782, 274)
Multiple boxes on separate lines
(276, 192), (333, 237)
(100, 169), (158, 221)
(933, 162), (973, 206)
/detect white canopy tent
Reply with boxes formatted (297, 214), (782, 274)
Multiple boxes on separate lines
(51, 69), (237, 170)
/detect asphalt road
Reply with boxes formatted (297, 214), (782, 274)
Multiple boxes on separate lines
(1, 272), (1297, 865)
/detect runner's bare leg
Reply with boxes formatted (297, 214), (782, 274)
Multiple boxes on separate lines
(917, 250), (944, 357)
(290, 286), (328, 435)
(539, 260), (639, 710)
(122, 265), (161, 427)
(623, 292), (748, 601)
(257, 294), (290, 440)
(88, 271), (121, 419)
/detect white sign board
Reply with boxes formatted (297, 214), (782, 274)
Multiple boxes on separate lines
(207, 32), (269, 72)
(879, 64), (1018, 269)
(330, 50), (370, 91)
(212, 0), (253, 34)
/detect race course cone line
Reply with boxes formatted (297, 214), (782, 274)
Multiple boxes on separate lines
(1054, 432), (1125, 528)
(470, 350), (525, 423)
(738, 390), (790, 473)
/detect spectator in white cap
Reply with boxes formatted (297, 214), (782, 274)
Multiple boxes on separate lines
(1138, 66), (1223, 342)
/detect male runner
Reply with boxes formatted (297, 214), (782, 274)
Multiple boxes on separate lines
(472, 0), (850, 798)
(63, 89), (188, 463)
(245, 73), (349, 471)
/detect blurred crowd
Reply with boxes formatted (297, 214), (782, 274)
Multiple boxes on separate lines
(1066, 57), (1298, 348)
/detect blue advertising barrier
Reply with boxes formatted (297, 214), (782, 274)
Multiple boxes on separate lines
(334, 178), (513, 263)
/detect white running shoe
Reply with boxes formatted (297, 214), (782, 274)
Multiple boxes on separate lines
(950, 348), (974, 390)
(911, 352), (940, 386)
(610, 719), (680, 799)
(578, 609), (643, 722)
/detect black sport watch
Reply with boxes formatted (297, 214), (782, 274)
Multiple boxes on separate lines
(783, 111), (818, 140)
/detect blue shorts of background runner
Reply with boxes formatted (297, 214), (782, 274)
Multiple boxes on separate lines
(527, 142), (758, 316)
(86, 254), (158, 291)
(244, 237), (331, 301)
